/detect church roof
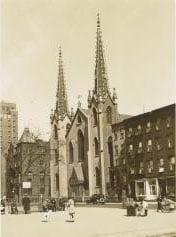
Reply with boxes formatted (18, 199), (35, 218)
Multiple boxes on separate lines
(18, 128), (36, 143)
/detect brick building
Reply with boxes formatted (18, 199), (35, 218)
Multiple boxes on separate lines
(6, 128), (50, 202)
(112, 104), (175, 201)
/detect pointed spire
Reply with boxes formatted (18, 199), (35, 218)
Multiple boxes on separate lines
(112, 88), (117, 104)
(70, 107), (74, 120)
(94, 13), (109, 101)
(87, 90), (91, 107)
(56, 46), (68, 120)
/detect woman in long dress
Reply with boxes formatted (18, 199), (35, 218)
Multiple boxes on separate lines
(67, 198), (75, 222)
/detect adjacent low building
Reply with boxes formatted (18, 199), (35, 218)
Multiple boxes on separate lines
(6, 128), (50, 202)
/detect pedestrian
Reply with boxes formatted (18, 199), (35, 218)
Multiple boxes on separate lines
(138, 198), (148, 217)
(22, 194), (30, 214)
(51, 198), (56, 212)
(11, 199), (18, 214)
(0, 198), (5, 215)
(157, 196), (164, 212)
(67, 197), (75, 222)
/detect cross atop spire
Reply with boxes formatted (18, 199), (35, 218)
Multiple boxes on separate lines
(94, 13), (109, 101)
(56, 46), (68, 120)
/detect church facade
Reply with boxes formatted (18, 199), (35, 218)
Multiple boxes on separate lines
(50, 15), (126, 199)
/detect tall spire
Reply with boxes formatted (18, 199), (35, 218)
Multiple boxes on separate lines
(94, 13), (109, 101)
(56, 46), (68, 120)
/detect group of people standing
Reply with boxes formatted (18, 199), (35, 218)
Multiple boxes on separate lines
(126, 197), (148, 217)
(42, 197), (75, 222)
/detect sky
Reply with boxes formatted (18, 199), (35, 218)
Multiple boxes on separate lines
(1, 0), (175, 140)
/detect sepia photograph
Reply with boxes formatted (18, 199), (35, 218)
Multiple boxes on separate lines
(0, 0), (175, 236)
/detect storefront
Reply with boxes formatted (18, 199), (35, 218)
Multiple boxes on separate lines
(135, 178), (159, 200)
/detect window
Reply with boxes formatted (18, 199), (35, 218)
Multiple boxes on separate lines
(149, 180), (157, 195)
(55, 149), (58, 164)
(138, 142), (142, 153)
(94, 138), (99, 156)
(159, 158), (164, 172)
(77, 115), (82, 124)
(120, 132), (124, 140)
(147, 139), (152, 152)
(54, 124), (58, 139)
(155, 119), (160, 131)
(93, 108), (98, 126)
(69, 142), (74, 163)
(137, 124), (142, 131)
(146, 121), (151, 133)
(127, 128), (132, 137)
(166, 117), (171, 128)
(139, 162), (144, 174)
(148, 160), (153, 173)
(147, 121), (151, 128)
(114, 145), (118, 156)
(168, 138), (173, 149)
(135, 124), (142, 135)
(122, 159), (126, 165)
(136, 181), (145, 196)
(129, 144), (133, 151)
(106, 106), (112, 124)
(40, 172), (45, 184)
(108, 136), (114, 167)
(78, 130), (84, 161)
(55, 174), (59, 191)
(130, 168), (134, 174)
(156, 141), (161, 151)
(95, 167), (101, 187)
(169, 157), (175, 171)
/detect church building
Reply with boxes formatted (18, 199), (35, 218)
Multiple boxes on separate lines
(50, 15), (129, 199)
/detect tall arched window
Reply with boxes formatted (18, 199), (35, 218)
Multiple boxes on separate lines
(54, 124), (58, 139)
(94, 137), (99, 156)
(78, 130), (84, 161)
(95, 167), (101, 187)
(93, 108), (98, 126)
(77, 115), (82, 124)
(55, 173), (59, 191)
(69, 142), (74, 163)
(106, 106), (112, 124)
(108, 136), (114, 167)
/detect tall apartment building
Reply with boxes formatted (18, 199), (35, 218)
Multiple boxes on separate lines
(0, 101), (18, 196)
(112, 104), (175, 201)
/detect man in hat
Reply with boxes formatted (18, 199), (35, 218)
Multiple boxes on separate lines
(22, 194), (30, 214)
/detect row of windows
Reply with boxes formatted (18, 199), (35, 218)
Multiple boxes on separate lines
(128, 157), (175, 174)
(127, 138), (174, 153)
(127, 117), (172, 137)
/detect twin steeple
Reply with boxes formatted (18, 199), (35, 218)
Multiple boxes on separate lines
(53, 14), (116, 121)
(94, 13), (109, 101)
(55, 47), (68, 120)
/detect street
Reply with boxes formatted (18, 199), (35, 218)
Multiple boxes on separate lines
(1, 207), (176, 237)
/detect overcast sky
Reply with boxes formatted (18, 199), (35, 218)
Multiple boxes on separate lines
(1, 0), (175, 140)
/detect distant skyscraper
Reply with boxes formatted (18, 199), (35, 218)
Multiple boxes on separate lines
(0, 101), (18, 196)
